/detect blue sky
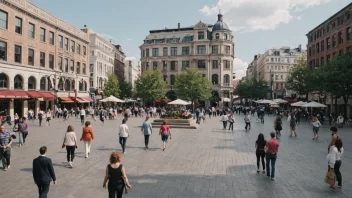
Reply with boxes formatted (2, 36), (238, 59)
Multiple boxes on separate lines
(30, 0), (351, 79)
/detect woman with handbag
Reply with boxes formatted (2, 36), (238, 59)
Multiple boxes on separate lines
(328, 139), (344, 189)
(103, 152), (132, 198)
(62, 125), (77, 168)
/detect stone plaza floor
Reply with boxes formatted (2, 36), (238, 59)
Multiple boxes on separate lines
(0, 113), (352, 198)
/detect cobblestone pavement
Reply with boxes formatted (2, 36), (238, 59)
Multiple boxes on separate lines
(0, 114), (352, 198)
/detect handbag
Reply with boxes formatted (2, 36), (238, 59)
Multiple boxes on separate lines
(324, 167), (335, 186)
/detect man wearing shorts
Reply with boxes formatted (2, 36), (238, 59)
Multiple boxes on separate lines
(159, 121), (171, 151)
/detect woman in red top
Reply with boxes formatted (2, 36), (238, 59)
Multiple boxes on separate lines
(159, 120), (171, 151)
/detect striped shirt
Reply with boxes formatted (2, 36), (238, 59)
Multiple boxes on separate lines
(0, 131), (10, 147)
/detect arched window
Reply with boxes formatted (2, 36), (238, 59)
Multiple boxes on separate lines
(223, 74), (230, 86)
(58, 78), (64, 90)
(170, 75), (175, 85)
(14, 75), (23, 89)
(84, 81), (87, 91)
(0, 73), (8, 88)
(65, 79), (71, 91)
(212, 74), (218, 85)
(71, 80), (75, 91)
(79, 81), (83, 91)
(28, 76), (36, 90)
(47, 77), (53, 90)
(224, 33), (228, 40)
(215, 33), (219, 40)
(40, 77), (46, 91)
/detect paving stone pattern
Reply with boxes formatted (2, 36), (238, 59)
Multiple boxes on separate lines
(0, 114), (351, 198)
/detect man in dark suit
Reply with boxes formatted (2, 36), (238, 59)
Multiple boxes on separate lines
(32, 146), (56, 198)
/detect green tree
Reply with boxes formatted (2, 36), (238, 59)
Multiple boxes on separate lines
(119, 81), (133, 99)
(287, 57), (313, 99)
(103, 73), (120, 97)
(174, 68), (212, 110)
(234, 79), (268, 101)
(134, 70), (167, 103)
(165, 90), (177, 101)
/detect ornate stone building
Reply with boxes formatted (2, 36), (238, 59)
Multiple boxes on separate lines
(0, 0), (90, 118)
(140, 13), (234, 106)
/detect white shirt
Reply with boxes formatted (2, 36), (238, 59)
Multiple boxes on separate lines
(337, 116), (344, 123)
(245, 115), (251, 123)
(119, 124), (129, 137)
(328, 145), (343, 168)
(64, 132), (77, 146)
(221, 115), (228, 121)
(80, 109), (86, 116)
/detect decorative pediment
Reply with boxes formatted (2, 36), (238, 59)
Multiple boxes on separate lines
(194, 21), (208, 29)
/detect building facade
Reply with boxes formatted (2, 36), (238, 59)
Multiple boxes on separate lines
(306, 3), (352, 69)
(113, 45), (126, 83)
(257, 46), (306, 99)
(81, 28), (114, 91)
(140, 13), (235, 106)
(245, 54), (262, 81)
(124, 60), (140, 88)
(0, 0), (90, 118)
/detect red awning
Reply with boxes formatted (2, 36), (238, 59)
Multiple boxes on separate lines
(40, 92), (56, 99)
(80, 96), (92, 102)
(70, 97), (89, 103)
(60, 97), (74, 103)
(0, 90), (29, 99)
(0, 90), (15, 98)
(26, 91), (43, 98)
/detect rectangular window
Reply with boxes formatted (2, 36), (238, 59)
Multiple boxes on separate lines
(58, 35), (63, 48)
(49, 31), (54, 45)
(170, 61), (177, 71)
(15, 17), (22, 34)
(83, 46), (86, 55)
(0, 10), (8, 29)
(64, 58), (68, 72)
(197, 60), (206, 69)
(212, 46), (219, 54)
(83, 63), (86, 75)
(77, 62), (80, 74)
(320, 57), (324, 66)
(327, 54), (331, 63)
(212, 60), (218, 69)
(197, 45), (206, 54)
(347, 46), (351, 54)
(77, 44), (81, 54)
(171, 47), (177, 56)
(347, 27), (352, 41)
(316, 43), (319, 53)
(0, 41), (6, 61)
(182, 47), (189, 55)
(14, 45), (21, 63)
(49, 54), (54, 69)
(28, 23), (35, 39)
(146, 48), (149, 57)
(40, 52), (45, 67)
(28, 48), (34, 66)
(152, 48), (159, 56)
(339, 49), (344, 56)
(64, 38), (69, 50)
(332, 34), (336, 47)
(163, 47), (168, 56)
(338, 31), (343, 44)
(224, 60), (230, 70)
(225, 46), (231, 54)
(58, 56), (63, 71)
(327, 38), (331, 49)
(71, 40), (75, 52)
(40, 28), (45, 42)
(182, 61), (189, 70)
(70, 60), (74, 72)
(198, 31), (204, 40)
(321, 40), (324, 52)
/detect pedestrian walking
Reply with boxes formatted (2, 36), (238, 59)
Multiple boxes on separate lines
(159, 120), (171, 151)
(221, 112), (228, 129)
(255, 133), (266, 173)
(289, 114), (297, 137)
(62, 125), (77, 168)
(90, 107), (96, 121)
(328, 126), (339, 153)
(195, 108), (200, 124)
(327, 138), (343, 189)
(100, 109), (105, 125)
(38, 109), (44, 126)
(228, 114), (235, 131)
(103, 152), (132, 197)
(244, 113), (251, 131)
(80, 121), (94, 158)
(0, 124), (13, 171)
(80, 107), (86, 125)
(45, 109), (52, 126)
(119, 119), (129, 154)
(274, 116), (282, 139)
(18, 117), (29, 147)
(311, 115), (321, 140)
(63, 108), (68, 121)
(14, 113), (19, 126)
(141, 116), (152, 150)
(265, 132), (279, 181)
(32, 146), (57, 198)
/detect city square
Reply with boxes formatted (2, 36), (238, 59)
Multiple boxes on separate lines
(0, 115), (351, 198)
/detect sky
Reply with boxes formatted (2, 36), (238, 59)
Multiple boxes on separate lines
(30, 0), (351, 79)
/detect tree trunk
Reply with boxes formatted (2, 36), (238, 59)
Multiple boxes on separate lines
(343, 95), (349, 118)
(305, 93), (309, 102)
(334, 96), (338, 116)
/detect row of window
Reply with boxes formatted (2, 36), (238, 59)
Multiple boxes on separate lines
(143, 32), (230, 45)
(266, 65), (290, 71)
(146, 60), (232, 71)
(0, 10), (87, 55)
(265, 57), (296, 64)
(143, 45), (232, 57)
(309, 46), (351, 68)
(309, 27), (352, 57)
(160, 74), (230, 86)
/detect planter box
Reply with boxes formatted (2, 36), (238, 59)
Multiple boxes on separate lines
(151, 118), (197, 129)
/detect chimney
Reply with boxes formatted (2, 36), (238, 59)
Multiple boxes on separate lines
(178, 23), (180, 30)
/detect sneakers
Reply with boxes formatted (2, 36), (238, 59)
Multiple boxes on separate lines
(271, 178), (275, 181)
(257, 169), (260, 173)
(7, 165), (10, 169)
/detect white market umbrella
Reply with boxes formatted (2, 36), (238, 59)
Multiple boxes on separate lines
(125, 98), (136, 102)
(302, 101), (327, 108)
(223, 98), (231, 102)
(257, 99), (275, 104)
(168, 99), (190, 105)
(291, 101), (307, 107)
(100, 95), (125, 103)
(273, 99), (288, 104)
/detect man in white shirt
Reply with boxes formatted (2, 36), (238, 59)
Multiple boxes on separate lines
(244, 113), (251, 131)
(221, 113), (228, 129)
(79, 108), (86, 125)
(119, 119), (129, 153)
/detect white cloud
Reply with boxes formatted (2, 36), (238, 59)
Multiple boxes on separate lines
(200, 0), (331, 32)
(233, 58), (248, 80)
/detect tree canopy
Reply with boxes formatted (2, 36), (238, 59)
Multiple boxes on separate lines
(103, 73), (120, 97)
(134, 70), (167, 101)
(119, 81), (133, 99)
(234, 79), (268, 100)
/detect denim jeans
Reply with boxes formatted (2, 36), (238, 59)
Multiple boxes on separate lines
(119, 137), (127, 152)
(222, 121), (227, 129)
(18, 132), (23, 145)
(266, 153), (277, 178)
(334, 160), (342, 186)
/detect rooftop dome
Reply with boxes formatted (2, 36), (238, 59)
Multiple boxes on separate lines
(212, 13), (230, 32)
